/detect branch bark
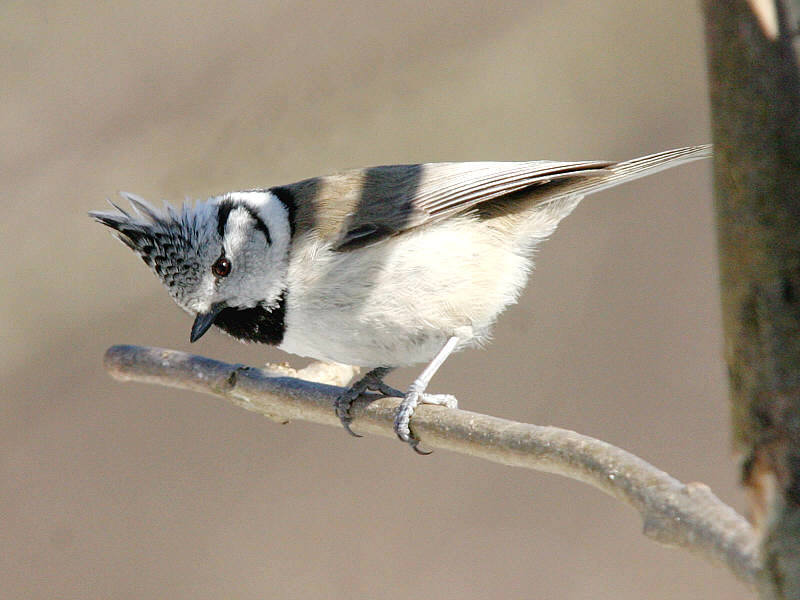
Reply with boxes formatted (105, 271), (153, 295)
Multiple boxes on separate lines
(704, 2), (800, 597)
(104, 344), (759, 587)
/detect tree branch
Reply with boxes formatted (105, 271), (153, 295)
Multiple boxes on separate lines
(104, 344), (759, 586)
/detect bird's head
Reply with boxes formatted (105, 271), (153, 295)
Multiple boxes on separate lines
(90, 190), (291, 344)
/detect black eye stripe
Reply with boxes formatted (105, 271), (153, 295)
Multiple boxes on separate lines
(217, 200), (235, 238)
(241, 206), (271, 245)
(217, 201), (271, 245)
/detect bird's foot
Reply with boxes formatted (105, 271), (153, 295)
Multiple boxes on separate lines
(394, 388), (458, 454)
(334, 367), (401, 437)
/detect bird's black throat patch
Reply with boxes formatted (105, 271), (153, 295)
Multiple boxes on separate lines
(212, 292), (287, 345)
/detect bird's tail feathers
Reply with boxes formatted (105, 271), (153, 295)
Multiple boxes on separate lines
(542, 144), (712, 202)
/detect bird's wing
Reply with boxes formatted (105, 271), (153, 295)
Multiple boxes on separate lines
(285, 160), (611, 251)
(281, 145), (711, 251)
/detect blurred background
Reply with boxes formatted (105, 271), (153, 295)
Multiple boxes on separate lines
(2, 1), (749, 598)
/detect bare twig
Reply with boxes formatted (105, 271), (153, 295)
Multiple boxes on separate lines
(103, 344), (759, 586)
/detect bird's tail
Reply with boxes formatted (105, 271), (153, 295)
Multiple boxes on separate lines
(513, 144), (711, 252)
(554, 144), (712, 199)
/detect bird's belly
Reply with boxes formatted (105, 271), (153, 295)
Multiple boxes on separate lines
(280, 220), (533, 367)
(279, 311), (455, 367)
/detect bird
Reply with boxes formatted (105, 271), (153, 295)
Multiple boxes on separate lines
(90, 144), (711, 452)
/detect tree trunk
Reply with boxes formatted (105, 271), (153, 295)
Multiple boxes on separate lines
(703, 1), (800, 597)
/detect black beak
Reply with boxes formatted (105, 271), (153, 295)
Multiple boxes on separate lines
(190, 303), (225, 342)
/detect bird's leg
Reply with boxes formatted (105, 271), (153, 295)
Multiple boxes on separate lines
(394, 336), (460, 454)
(334, 366), (402, 437)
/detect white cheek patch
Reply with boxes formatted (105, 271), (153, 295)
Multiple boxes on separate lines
(225, 208), (259, 256)
(214, 191), (292, 309)
(259, 193), (291, 250)
(226, 191), (291, 252)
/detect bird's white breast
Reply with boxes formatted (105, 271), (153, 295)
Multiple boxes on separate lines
(279, 216), (534, 368)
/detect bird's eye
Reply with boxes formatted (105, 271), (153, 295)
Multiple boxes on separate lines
(212, 256), (231, 278)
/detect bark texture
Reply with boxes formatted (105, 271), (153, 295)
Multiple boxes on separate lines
(703, 1), (800, 597)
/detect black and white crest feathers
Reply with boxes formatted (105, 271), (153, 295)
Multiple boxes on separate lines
(89, 193), (213, 299)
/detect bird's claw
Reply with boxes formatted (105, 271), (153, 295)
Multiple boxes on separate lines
(334, 367), (400, 438)
(409, 438), (433, 456)
(334, 390), (364, 437)
(393, 391), (456, 454)
(339, 415), (363, 438)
